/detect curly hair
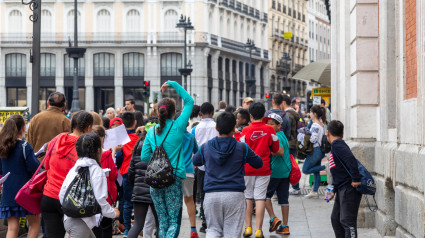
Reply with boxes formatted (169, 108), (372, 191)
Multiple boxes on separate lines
(156, 98), (176, 134)
(71, 111), (94, 133)
(76, 133), (102, 165)
(0, 115), (25, 158)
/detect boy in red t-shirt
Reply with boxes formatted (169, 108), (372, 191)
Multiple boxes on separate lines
(240, 103), (281, 238)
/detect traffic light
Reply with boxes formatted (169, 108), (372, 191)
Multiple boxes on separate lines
(265, 93), (270, 99)
(265, 93), (272, 101)
(144, 81), (150, 97)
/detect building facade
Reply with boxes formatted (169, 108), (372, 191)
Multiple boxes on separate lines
(332, 0), (425, 237)
(268, 0), (308, 102)
(307, 0), (330, 63)
(0, 0), (269, 113)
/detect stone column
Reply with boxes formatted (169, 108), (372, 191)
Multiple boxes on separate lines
(85, 51), (94, 111)
(26, 53), (33, 111)
(211, 50), (220, 108)
(0, 53), (6, 107)
(115, 51), (123, 108)
(56, 50), (65, 94)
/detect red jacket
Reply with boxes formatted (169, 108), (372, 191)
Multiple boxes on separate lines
(120, 133), (139, 175)
(101, 150), (118, 205)
(44, 133), (79, 199)
(240, 122), (280, 176)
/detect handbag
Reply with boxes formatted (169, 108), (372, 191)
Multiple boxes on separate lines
(15, 136), (58, 214)
(288, 154), (301, 186)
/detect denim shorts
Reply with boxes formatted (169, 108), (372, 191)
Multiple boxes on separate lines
(266, 178), (290, 206)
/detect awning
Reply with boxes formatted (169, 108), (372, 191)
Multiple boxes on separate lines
(292, 60), (331, 87)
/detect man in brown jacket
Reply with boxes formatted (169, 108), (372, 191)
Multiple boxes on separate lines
(28, 92), (71, 159)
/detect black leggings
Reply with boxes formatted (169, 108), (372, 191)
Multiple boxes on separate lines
(41, 195), (66, 238)
(127, 203), (158, 238)
(92, 217), (113, 238)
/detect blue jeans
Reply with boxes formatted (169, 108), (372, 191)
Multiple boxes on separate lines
(122, 174), (134, 231)
(302, 147), (325, 192)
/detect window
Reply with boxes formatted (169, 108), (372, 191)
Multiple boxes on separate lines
(123, 53), (144, 77)
(8, 10), (23, 33)
(126, 10), (141, 32)
(234, 21), (238, 41)
(41, 53), (56, 77)
(164, 9), (179, 32)
(41, 10), (53, 32)
(7, 88), (27, 107)
(67, 10), (81, 33)
(94, 53), (115, 77)
(6, 53), (26, 77)
(97, 9), (111, 32)
(64, 55), (85, 77)
(161, 53), (182, 77)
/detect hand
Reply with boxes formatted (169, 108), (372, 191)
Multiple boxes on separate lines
(328, 192), (335, 201)
(113, 145), (123, 153)
(351, 182), (361, 188)
(136, 126), (145, 134)
(160, 83), (170, 93)
(114, 207), (120, 218)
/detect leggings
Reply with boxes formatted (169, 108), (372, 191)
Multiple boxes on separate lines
(41, 195), (66, 238)
(127, 202), (159, 238)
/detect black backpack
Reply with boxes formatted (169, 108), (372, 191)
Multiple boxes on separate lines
(145, 122), (180, 189)
(320, 135), (332, 154)
(62, 167), (101, 218)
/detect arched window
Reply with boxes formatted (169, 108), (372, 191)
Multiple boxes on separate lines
(164, 9), (179, 32)
(41, 10), (53, 32)
(97, 9), (111, 32)
(8, 10), (23, 33)
(219, 17), (224, 37)
(233, 21), (238, 41)
(240, 23), (244, 42)
(123, 53), (144, 77)
(64, 54), (85, 77)
(226, 18), (231, 38)
(41, 53), (56, 77)
(94, 53), (115, 77)
(67, 10), (81, 32)
(161, 53), (182, 77)
(126, 10), (141, 32)
(6, 53), (26, 77)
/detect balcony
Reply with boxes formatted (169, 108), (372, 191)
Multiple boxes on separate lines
(208, 0), (217, 3)
(276, 62), (290, 72)
(157, 32), (184, 43)
(219, 0), (228, 7)
(255, 10), (260, 19)
(236, 1), (241, 11)
(243, 4), (248, 14)
(249, 7), (254, 17)
(263, 13), (268, 22)
(229, 0), (235, 8)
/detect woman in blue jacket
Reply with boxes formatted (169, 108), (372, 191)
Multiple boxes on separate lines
(141, 81), (194, 238)
(0, 115), (40, 238)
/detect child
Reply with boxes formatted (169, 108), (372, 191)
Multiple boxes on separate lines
(120, 112), (140, 236)
(192, 102), (219, 232)
(263, 114), (291, 235)
(59, 133), (120, 238)
(91, 125), (119, 237)
(0, 115), (41, 238)
(326, 120), (362, 238)
(234, 109), (250, 141)
(193, 112), (262, 237)
(240, 102), (281, 238)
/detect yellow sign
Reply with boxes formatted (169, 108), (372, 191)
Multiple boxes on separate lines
(0, 111), (25, 123)
(284, 32), (293, 40)
(312, 87), (331, 96)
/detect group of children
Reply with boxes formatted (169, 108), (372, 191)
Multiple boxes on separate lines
(0, 80), (364, 238)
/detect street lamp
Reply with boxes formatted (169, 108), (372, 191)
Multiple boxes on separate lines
(245, 38), (256, 98)
(66, 0), (86, 113)
(176, 15), (194, 91)
(22, 0), (41, 115)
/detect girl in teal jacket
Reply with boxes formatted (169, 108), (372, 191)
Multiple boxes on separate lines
(141, 80), (194, 238)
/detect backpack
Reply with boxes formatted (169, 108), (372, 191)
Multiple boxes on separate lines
(145, 122), (180, 189)
(62, 167), (101, 218)
(320, 135), (331, 154)
(333, 151), (378, 212)
(288, 154), (301, 185)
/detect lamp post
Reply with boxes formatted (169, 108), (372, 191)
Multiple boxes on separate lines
(22, 0), (41, 115)
(66, 0), (86, 113)
(176, 15), (194, 91)
(245, 39), (256, 98)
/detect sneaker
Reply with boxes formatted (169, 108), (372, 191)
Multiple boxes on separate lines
(190, 231), (199, 238)
(199, 226), (206, 233)
(123, 230), (128, 238)
(244, 227), (252, 237)
(269, 217), (282, 232)
(289, 188), (301, 195)
(254, 229), (264, 238)
(304, 192), (319, 199)
(276, 225), (290, 235)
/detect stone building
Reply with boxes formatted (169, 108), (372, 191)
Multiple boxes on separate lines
(0, 0), (270, 113)
(307, 0), (330, 63)
(268, 0), (308, 101)
(332, 0), (425, 237)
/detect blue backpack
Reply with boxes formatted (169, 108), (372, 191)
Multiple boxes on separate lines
(333, 151), (378, 212)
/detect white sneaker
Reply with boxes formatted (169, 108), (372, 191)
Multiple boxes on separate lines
(289, 188), (301, 195)
(304, 192), (319, 199)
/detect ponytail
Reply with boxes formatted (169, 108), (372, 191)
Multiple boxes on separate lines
(156, 98), (176, 134)
(311, 105), (326, 123)
(0, 115), (25, 158)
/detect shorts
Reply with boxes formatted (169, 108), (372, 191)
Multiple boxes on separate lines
(182, 177), (195, 197)
(244, 176), (270, 200)
(266, 178), (290, 206)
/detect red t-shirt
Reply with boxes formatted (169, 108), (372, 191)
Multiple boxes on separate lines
(120, 133), (139, 175)
(101, 150), (118, 205)
(240, 122), (280, 176)
(44, 133), (79, 199)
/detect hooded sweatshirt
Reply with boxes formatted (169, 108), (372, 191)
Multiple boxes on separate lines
(44, 133), (79, 199)
(59, 157), (116, 229)
(193, 137), (262, 193)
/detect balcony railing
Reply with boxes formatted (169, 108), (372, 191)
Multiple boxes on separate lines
(249, 7), (254, 17)
(219, 0), (228, 7)
(236, 1), (241, 11)
(208, 0), (217, 3)
(263, 13), (268, 22)
(243, 4), (248, 13)
(229, 0), (235, 8)
(255, 9), (260, 19)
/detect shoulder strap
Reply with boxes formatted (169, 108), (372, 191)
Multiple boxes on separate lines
(332, 151), (353, 178)
(22, 141), (28, 160)
(160, 121), (174, 146)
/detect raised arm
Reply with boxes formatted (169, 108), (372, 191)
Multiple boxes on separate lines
(163, 81), (194, 131)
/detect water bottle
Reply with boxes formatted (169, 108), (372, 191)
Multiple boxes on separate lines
(324, 185), (334, 202)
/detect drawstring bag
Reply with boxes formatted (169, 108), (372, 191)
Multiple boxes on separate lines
(62, 167), (101, 218)
(145, 122), (181, 189)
